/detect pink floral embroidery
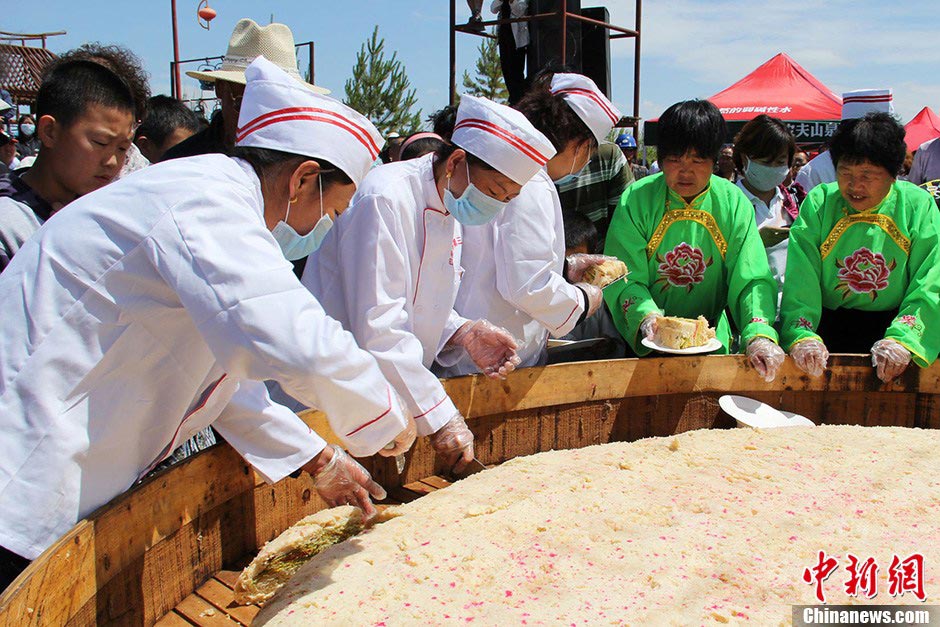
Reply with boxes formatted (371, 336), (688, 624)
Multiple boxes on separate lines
(797, 317), (814, 330)
(654, 242), (712, 293)
(899, 315), (917, 329)
(621, 296), (637, 314)
(835, 247), (896, 301)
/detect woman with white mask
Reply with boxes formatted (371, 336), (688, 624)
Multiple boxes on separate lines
(303, 95), (555, 474)
(438, 72), (620, 375)
(0, 57), (415, 587)
(732, 114), (799, 306)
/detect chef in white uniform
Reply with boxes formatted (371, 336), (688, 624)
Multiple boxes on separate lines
(438, 74), (621, 375)
(303, 95), (555, 472)
(0, 58), (413, 571)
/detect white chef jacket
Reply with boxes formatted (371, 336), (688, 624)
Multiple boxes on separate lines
(437, 169), (585, 377)
(794, 150), (835, 192)
(303, 154), (465, 437)
(736, 180), (791, 309)
(0, 155), (404, 560)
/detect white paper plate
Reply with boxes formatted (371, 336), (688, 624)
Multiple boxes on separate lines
(718, 395), (816, 429)
(641, 337), (723, 355)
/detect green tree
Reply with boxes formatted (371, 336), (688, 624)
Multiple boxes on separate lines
(344, 26), (421, 136)
(461, 32), (508, 104)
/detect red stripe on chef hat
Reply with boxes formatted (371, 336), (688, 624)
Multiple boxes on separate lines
(236, 56), (384, 187)
(451, 94), (556, 185)
(550, 73), (623, 143)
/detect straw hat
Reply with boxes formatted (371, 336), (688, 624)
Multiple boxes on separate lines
(186, 18), (329, 94)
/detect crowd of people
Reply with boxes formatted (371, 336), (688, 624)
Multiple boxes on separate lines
(1, 14), (938, 592)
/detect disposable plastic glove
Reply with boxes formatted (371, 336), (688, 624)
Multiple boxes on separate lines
(639, 312), (663, 341)
(575, 282), (604, 318)
(429, 413), (474, 473)
(789, 339), (829, 378)
(311, 445), (386, 518)
(449, 319), (521, 379)
(746, 337), (786, 382)
(377, 414), (417, 457)
(565, 253), (619, 282)
(871, 338), (911, 383)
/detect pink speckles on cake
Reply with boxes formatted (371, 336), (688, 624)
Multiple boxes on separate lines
(257, 426), (940, 627)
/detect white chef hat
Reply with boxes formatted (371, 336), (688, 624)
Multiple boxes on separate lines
(550, 73), (622, 143)
(452, 94), (557, 185)
(235, 56), (383, 187)
(842, 89), (894, 120)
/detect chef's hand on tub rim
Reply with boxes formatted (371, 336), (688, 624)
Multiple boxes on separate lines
(303, 445), (386, 518)
(429, 413), (474, 474)
(448, 319), (521, 379)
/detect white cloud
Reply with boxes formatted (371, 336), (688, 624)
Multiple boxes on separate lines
(593, 0), (939, 121)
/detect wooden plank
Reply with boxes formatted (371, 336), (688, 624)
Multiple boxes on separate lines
(419, 476), (451, 490)
(196, 578), (259, 626)
(0, 521), (96, 627)
(402, 480), (437, 496)
(154, 610), (197, 626)
(213, 571), (240, 591)
(444, 356), (927, 420)
(174, 593), (241, 627)
(384, 487), (424, 504)
(91, 444), (256, 593)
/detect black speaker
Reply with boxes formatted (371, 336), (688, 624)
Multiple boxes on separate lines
(528, 0), (583, 75)
(580, 7), (611, 98)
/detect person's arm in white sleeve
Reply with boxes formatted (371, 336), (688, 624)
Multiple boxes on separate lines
(150, 190), (407, 457)
(323, 194), (457, 437)
(213, 380), (327, 483)
(493, 184), (586, 336)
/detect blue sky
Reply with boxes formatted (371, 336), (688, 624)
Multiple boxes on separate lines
(5, 1), (937, 132)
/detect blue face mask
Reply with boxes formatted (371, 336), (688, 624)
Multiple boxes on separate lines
(444, 161), (508, 226)
(744, 156), (790, 192)
(553, 144), (590, 186)
(19, 124), (35, 138)
(271, 176), (334, 260)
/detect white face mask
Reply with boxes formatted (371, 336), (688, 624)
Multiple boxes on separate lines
(744, 156), (790, 192)
(271, 175), (334, 260)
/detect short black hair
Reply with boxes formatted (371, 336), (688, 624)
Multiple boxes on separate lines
(732, 114), (796, 171)
(400, 135), (445, 161)
(657, 99), (726, 162)
(829, 112), (906, 177)
(563, 210), (598, 253)
(234, 146), (353, 188)
(37, 44), (150, 126)
(428, 106), (457, 140)
(136, 95), (199, 145)
(514, 70), (595, 152)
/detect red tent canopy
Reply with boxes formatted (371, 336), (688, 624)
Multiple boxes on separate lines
(707, 53), (841, 121)
(644, 53), (842, 143)
(904, 107), (940, 152)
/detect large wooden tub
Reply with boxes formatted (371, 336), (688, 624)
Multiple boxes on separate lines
(1, 355), (937, 626)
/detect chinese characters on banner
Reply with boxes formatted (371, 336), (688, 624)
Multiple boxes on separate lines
(802, 551), (926, 603)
